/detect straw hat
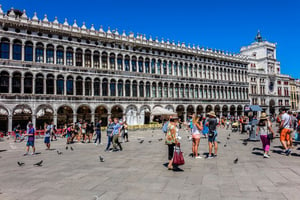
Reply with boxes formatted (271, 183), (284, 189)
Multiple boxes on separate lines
(207, 111), (216, 118)
(260, 113), (268, 120)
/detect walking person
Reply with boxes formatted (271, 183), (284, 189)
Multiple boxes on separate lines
(280, 109), (292, 155)
(123, 121), (129, 142)
(44, 122), (51, 150)
(112, 118), (122, 151)
(206, 111), (218, 159)
(105, 118), (114, 152)
(165, 116), (179, 170)
(191, 115), (203, 159)
(256, 113), (275, 158)
(94, 120), (102, 145)
(23, 123), (36, 156)
(13, 124), (21, 142)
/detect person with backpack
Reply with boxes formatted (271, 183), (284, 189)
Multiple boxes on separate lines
(206, 111), (218, 159)
(162, 119), (169, 135)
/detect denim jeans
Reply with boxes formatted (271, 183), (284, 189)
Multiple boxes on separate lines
(94, 130), (101, 144)
(105, 135), (113, 150)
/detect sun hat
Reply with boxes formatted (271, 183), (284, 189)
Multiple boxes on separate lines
(260, 113), (268, 120)
(207, 111), (216, 118)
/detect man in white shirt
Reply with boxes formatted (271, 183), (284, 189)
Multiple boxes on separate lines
(280, 108), (292, 156)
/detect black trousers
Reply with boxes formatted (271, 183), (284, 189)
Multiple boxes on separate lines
(168, 144), (175, 160)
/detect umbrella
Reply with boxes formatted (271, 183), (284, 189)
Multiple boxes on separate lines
(151, 107), (176, 116)
(250, 105), (262, 112)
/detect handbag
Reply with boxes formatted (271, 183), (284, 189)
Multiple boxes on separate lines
(267, 133), (273, 140)
(173, 143), (185, 165)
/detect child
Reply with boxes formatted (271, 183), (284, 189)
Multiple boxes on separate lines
(23, 123), (35, 156)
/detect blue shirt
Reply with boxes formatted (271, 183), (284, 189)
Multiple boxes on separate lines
(112, 123), (121, 135)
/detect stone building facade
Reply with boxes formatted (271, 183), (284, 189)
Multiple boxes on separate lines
(290, 78), (300, 111)
(0, 7), (250, 132)
(240, 31), (291, 116)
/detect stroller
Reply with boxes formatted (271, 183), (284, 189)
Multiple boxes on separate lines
(231, 121), (239, 132)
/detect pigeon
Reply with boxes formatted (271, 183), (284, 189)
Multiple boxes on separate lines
(227, 137), (230, 140)
(70, 147), (74, 151)
(158, 138), (163, 141)
(224, 143), (227, 147)
(217, 141), (221, 144)
(99, 156), (104, 162)
(57, 150), (63, 155)
(65, 146), (68, 150)
(139, 140), (144, 144)
(34, 160), (43, 166)
(242, 141), (248, 146)
(228, 134), (231, 137)
(17, 161), (25, 167)
(233, 158), (238, 164)
(148, 141), (152, 143)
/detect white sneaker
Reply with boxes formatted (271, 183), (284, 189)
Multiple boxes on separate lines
(195, 156), (203, 159)
(263, 154), (270, 158)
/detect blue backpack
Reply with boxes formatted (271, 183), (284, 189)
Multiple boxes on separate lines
(162, 122), (169, 133)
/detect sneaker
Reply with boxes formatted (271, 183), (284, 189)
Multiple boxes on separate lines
(94, 143), (98, 146)
(195, 156), (203, 159)
(23, 153), (28, 156)
(31, 153), (36, 156)
(207, 155), (214, 159)
(285, 149), (291, 156)
(263, 154), (270, 158)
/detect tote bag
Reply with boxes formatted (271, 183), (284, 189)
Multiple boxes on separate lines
(173, 143), (185, 165)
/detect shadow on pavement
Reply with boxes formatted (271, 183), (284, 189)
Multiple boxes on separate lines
(162, 163), (184, 172)
(252, 152), (264, 156)
(272, 150), (283, 155)
(252, 147), (264, 151)
(291, 153), (300, 157)
(0, 149), (7, 152)
(273, 146), (284, 149)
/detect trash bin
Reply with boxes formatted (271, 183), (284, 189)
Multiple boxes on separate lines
(248, 119), (260, 141)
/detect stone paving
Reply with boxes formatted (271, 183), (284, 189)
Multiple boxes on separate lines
(1, 126), (300, 200)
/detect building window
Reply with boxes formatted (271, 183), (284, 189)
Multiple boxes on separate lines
(157, 60), (161, 74)
(117, 55), (123, 71)
(146, 82), (150, 97)
(0, 71), (9, 93)
(94, 78), (100, 96)
(102, 79), (108, 96)
(138, 58), (143, 73)
(163, 61), (167, 75)
(24, 73), (33, 94)
(145, 59), (150, 73)
(67, 76), (73, 95)
(125, 80), (130, 97)
(151, 59), (156, 74)
(35, 43), (44, 63)
(85, 50), (91, 68)
(46, 74), (54, 94)
(102, 52), (108, 69)
(132, 57), (137, 72)
(13, 40), (22, 60)
(93, 51), (100, 68)
(139, 82), (144, 97)
(174, 63), (178, 76)
(12, 72), (21, 93)
(152, 83), (157, 98)
(66, 48), (73, 66)
(24, 41), (33, 61)
(56, 75), (64, 95)
(158, 83), (162, 98)
(75, 49), (83, 66)
(125, 56), (130, 71)
(110, 53), (115, 70)
(110, 79), (116, 96)
(118, 80), (123, 96)
(132, 81), (137, 97)
(56, 46), (64, 65)
(35, 74), (44, 94)
(46, 45), (54, 64)
(0, 38), (10, 59)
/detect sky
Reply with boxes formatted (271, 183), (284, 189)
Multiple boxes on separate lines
(2, 0), (300, 78)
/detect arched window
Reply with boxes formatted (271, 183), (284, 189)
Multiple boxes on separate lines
(175, 84), (179, 98)
(145, 58), (150, 73)
(13, 40), (22, 60)
(94, 78), (100, 96)
(46, 74), (54, 94)
(118, 80), (123, 96)
(152, 83), (157, 98)
(110, 53), (115, 70)
(164, 83), (168, 97)
(163, 60), (167, 75)
(195, 86), (199, 98)
(179, 63), (183, 76)
(110, 79), (116, 96)
(29, 76), (38, 92)
(132, 81), (137, 97)
(139, 81), (144, 97)
(168, 61), (172, 75)
(194, 65), (197, 77)
(35, 43), (44, 63)
(184, 64), (188, 76)
(46, 44), (54, 64)
(66, 47), (73, 66)
(101, 52), (108, 69)
(75, 49), (83, 66)
(93, 51), (100, 68)
(138, 57), (143, 73)
(67, 76), (73, 95)
(0, 71), (9, 93)
(180, 84), (184, 98)
(190, 85), (194, 98)
(157, 60), (161, 74)
(85, 78), (91, 96)
(85, 50), (91, 67)
(35, 73), (44, 94)
(189, 64), (193, 77)
(185, 85), (189, 98)
(76, 76), (83, 95)
(125, 55), (130, 71)
(0, 38), (10, 59)
(169, 83), (174, 97)
(117, 54), (123, 70)
(158, 83), (162, 97)
(24, 41), (33, 61)
(56, 46), (64, 65)
(125, 80), (130, 96)
(12, 72), (21, 93)
(174, 62), (178, 76)
(102, 78), (108, 96)
(146, 82), (150, 97)
(151, 59), (156, 74)
(131, 56), (137, 72)
(56, 75), (64, 95)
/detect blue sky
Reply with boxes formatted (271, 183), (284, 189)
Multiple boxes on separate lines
(2, 0), (300, 78)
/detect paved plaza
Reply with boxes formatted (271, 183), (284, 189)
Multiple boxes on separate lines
(1, 127), (300, 200)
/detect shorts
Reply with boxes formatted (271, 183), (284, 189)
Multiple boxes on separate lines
(208, 134), (217, 143)
(44, 137), (50, 144)
(280, 128), (291, 141)
(192, 134), (201, 139)
(26, 141), (34, 147)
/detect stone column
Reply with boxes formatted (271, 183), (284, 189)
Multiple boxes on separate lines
(91, 52), (94, 68)
(82, 51), (85, 68)
(21, 76), (24, 94)
(8, 115), (12, 132)
(54, 78), (57, 95)
(64, 78), (67, 96)
(43, 46), (46, 64)
(43, 77), (46, 95)
(73, 114), (77, 124)
(32, 43), (36, 62)
(32, 114), (36, 129)
(54, 46), (57, 65)
(107, 113), (112, 123)
(64, 49), (67, 65)
(91, 112), (95, 123)
(99, 53), (102, 69)
(73, 78), (76, 96)
(107, 79), (111, 97)
(9, 75), (12, 93)
(82, 79), (85, 96)
(32, 77), (35, 95)
(53, 114), (57, 126)
(73, 51), (76, 66)
(183, 112), (187, 122)
(91, 79), (94, 96)
(9, 43), (13, 60)
(21, 44), (25, 61)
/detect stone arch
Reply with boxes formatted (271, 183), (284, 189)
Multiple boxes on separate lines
(165, 105), (174, 112)
(205, 105), (213, 113)
(95, 105), (108, 126)
(12, 104), (32, 130)
(176, 105), (185, 122)
(237, 105), (243, 116)
(196, 105), (204, 115)
(230, 105), (236, 116)
(0, 105), (9, 132)
(139, 105), (151, 124)
(126, 105), (138, 125)
(186, 105), (195, 119)
(35, 104), (54, 130)
(111, 105), (124, 120)
(57, 105), (74, 128)
(214, 105), (221, 117)
(77, 104), (92, 123)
